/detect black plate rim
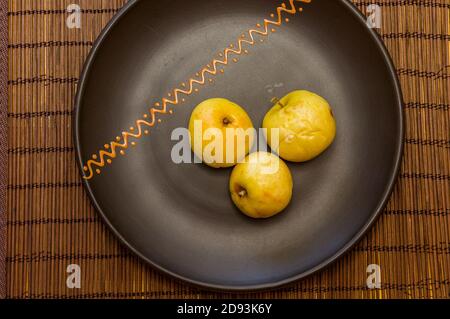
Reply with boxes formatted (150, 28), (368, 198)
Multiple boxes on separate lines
(74, 0), (405, 291)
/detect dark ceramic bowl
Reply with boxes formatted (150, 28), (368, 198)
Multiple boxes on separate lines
(75, 0), (404, 290)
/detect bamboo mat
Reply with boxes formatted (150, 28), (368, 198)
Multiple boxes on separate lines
(0, 0), (7, 300)
(5, 0), (450, 299)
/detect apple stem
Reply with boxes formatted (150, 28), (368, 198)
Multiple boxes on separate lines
(238, 190), (247, 197)
(271, 97), (285, 108)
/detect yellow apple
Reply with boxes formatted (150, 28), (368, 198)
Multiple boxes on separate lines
(189, 98), (254, 168)
(229, 152), (293, 219)
(263, 90), (336, 162)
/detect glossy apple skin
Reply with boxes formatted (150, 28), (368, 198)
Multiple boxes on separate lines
(229, 152), (293, 219)
(189, 98), (254, 168)
(263, 90), (336, 162)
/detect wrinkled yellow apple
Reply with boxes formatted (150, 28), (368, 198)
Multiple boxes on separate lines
(229, 152), (293, 219)
(189, 98), (254, 168)
(263, 90), (336, 162)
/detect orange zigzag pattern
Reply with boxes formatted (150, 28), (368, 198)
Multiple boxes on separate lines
(82, 0), (312, 180)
